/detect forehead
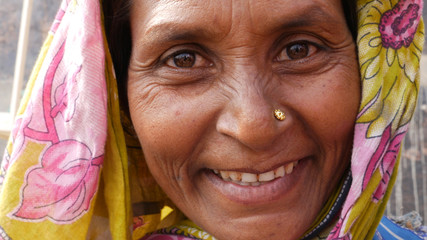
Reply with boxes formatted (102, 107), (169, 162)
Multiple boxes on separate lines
(130, 0), (346, 41)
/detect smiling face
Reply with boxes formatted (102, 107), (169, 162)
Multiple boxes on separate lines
(127, 0), (360, 239)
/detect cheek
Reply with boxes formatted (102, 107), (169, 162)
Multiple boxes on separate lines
(127, 99), (193, 196)
(127, 79), (216, 178)
(127, 79), (180, 178)
(296, 63), (360, 149)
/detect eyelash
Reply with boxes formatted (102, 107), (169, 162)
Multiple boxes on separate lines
(158, 44), (214, 70)
(276, 41), (321, 62)
(156, 38), (327, 78)
(165, 51), (210, 69)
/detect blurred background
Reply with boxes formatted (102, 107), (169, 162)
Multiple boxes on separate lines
(0, 0), (426, 223)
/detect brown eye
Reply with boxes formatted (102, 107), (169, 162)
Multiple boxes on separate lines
(276, 41), (318, 62)
(286, 43), (309, 59)
(173, 52), (196, 68)
(165, 50), (213, 69)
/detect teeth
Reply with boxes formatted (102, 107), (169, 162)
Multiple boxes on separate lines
(214, 161), (298, 186)
(241, 173), (258, 183)
(234, 180), (249, 186)
(229, 172), (240, 181)
(258, 170), (275, 182)
(274, 166), (285, 177)
(220, 171), (230, 180)
(285, 163), (294, 174)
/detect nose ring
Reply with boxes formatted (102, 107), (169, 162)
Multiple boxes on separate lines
(274, 109), (286, 121)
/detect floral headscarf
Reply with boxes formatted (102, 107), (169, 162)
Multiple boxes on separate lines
(332, 0), (424, 238)
(0, 0), (424, 239)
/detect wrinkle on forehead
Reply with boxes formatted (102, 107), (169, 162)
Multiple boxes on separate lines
(131, 0), (346, 46)
(131, 0), (231, 42)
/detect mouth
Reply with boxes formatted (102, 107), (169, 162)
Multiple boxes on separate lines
(204, 158), (306, 204)
(212, 161), (299, 186)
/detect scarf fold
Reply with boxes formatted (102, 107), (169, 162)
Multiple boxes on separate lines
(0, 0), (424, 239)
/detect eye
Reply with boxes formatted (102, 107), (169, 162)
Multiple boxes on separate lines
(276, 42), (317, 61)
(172, 52), (195, 68)
(165, 51), (212, 68)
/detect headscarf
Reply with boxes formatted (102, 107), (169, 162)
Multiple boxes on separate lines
(0, 0), (424, 239)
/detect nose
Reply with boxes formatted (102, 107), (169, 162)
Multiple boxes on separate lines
(216, 73), (288, 151)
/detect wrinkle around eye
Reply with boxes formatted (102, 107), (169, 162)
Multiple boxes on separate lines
(149, 53), (217, 85)
(272, 48), (332, 75)
(129, 54), (217, 86)
(270, 31), (334, 75)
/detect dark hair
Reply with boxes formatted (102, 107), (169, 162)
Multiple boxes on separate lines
(103, 0), (358, 114)
(342, 0), (358, 41)
(103, 0), (133, 114)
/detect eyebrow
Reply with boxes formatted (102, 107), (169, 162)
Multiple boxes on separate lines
(147, 25), (217, 43)
(273, 6), (339, 31)
(138, 5), (339, 47)
(137, 18), (228, 49)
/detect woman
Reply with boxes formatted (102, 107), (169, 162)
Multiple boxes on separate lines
(0, 0), (424, 239)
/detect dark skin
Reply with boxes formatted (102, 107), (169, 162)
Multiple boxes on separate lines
(127, 0), (360, 239)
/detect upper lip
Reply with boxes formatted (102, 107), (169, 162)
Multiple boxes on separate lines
(205, 156), (310, 174)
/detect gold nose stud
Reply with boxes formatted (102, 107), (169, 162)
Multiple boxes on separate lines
(274, 109), (286, 121)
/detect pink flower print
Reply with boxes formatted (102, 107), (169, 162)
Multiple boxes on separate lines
(372, 131), (406, 200)
(328, 218), (351, 240)
(0, 92), (31, 189)
(8, 106), (33, 167)
(12, 140), (103, 222)
(379, 0), (422, 49)
(51, 65), (82, 122)
(50, 0), (68, 34)
(362, 125), (406, 201)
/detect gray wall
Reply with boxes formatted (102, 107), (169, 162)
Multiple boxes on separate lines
(0, 0), (60, 159)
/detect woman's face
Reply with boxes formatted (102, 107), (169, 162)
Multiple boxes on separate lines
(128, 0), (360, 239)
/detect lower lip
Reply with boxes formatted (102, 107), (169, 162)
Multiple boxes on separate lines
(204, 159), (307, 205)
